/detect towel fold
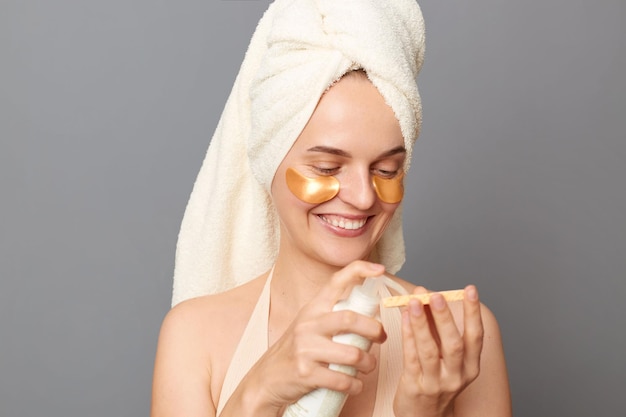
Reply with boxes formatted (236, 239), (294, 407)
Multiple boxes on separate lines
(172, 0), (425, 306)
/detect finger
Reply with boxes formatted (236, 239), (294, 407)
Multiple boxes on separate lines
(462, 285), (484, 378)
(299, 335), (379, 375)
(316, 261), (385, 306)
(315, 310), (387, 344)
(290, 335), (372, 395)
(332, 311), (386, 344)
(412, 285), (429, 295)
(428, 293), (464, 373)
(312, 366), (365, 395)
(400, 307), (423, 377)
(407, 299), (441, 383)
(327, 344), (378, 375)
(293, 310), (385, 366)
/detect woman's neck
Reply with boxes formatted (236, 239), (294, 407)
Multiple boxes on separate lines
(271, 256), (336, 308)
(272, 235), (373, 318)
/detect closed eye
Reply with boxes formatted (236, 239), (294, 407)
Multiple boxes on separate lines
(313, 166), (340, 175)
(372, 169), (400, 179)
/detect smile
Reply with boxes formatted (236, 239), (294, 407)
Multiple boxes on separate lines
(318, 215), (368, 230)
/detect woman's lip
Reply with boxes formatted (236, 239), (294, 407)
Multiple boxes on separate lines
(315, 214), (372, 236)
(314, 213), (371, 221)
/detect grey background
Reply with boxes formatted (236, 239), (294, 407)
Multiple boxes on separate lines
(1, 1), (624, 416)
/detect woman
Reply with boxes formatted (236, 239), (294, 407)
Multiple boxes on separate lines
(152, 1), (511, 416)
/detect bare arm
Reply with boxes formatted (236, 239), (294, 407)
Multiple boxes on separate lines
(453, 304), (512, 416)
(151, 302), (216, 417)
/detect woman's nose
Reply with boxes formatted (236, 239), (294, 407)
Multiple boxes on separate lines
(337, 170), (377, 210)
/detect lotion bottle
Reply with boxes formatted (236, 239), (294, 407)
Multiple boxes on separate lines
(283, 277), (383, 417)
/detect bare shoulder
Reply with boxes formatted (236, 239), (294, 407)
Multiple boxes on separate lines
(160, 275), (266, 347)
(151, 275), (268, 416)
(455, 301), (512, 415)
(160, 275), (268, 373)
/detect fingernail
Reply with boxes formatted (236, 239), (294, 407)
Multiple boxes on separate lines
(467, 285), (478, 301)
(402, 309), (410, 324)
(431, 293), (445, 311)
(409, 299), (423, 316)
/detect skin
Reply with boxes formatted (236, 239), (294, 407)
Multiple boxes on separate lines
(151, 72), (512, 417)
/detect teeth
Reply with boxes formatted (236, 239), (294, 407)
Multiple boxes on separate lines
(320, 216), (367, 230)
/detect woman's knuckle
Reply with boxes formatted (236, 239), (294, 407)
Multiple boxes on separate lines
(421, 346), (440, 362)
(334, 375), (353, 392)
(363, 354), (376, 373)
(468, 327), (484, 343)
(346, 346), (363, 363)
(447, 338), (464, 357)
(340, 310), (358, 328)
(446, 375), (464, 392)
(421, 381), (440, 396)
(400, 375), (420, 396)
(295, 360), (313, 378)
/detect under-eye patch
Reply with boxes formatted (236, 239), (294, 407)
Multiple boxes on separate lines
(286, 167), (404, 204)
(372, 173), (404, 204)
(286, 167), (340, 204)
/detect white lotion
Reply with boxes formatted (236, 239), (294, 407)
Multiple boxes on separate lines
(283, 277), (383, 417)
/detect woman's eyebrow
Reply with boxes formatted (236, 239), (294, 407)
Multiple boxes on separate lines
(379, 146), (406, 158)
(306, 145), (406, 158)
(307, 146), (351, 157)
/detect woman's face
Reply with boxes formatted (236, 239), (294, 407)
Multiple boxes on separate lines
(271, 72), (406, 267)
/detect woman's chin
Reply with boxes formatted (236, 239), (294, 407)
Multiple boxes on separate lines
(315, 247), (374, 269)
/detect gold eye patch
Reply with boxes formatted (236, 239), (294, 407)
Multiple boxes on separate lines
(372, 173), (404, 204)
(286, 167), (404, 204)
(286, 167), (340, 204)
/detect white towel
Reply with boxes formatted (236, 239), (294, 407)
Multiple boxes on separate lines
(172, 0), (425, 306)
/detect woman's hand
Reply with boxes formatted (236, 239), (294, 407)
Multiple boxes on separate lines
(393, 285), (484, 417)
(222, 261), (388, 416)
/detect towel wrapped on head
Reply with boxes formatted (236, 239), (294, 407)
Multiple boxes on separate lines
(172, 0), (426, 306)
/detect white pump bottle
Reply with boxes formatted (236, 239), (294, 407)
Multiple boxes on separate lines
(283, 277), (383, 417)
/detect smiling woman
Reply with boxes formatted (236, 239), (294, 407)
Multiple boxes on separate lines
(271, 72), (406, 268)
(150, 1), (511, 416)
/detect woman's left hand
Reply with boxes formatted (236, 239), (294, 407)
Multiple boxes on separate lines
(393, 285), (484, 417)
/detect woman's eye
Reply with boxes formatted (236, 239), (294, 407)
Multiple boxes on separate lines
(313, 166), (340, 175)
(373, 169), (399, 179)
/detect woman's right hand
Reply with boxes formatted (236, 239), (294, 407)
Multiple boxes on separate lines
(223, 261), (388, 416)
